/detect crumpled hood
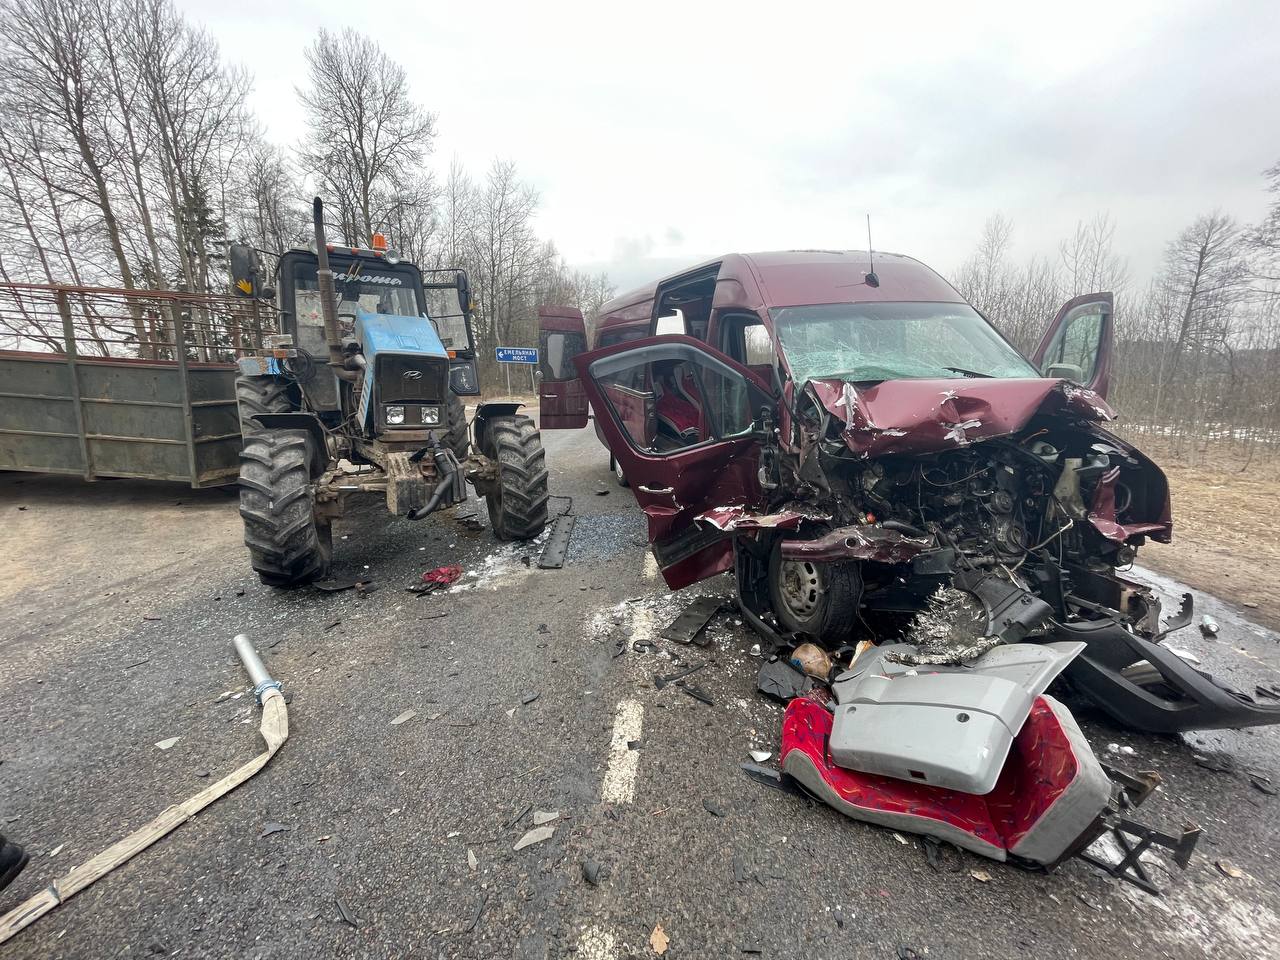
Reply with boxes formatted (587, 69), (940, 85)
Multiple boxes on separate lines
(807, 377), (1115, 458)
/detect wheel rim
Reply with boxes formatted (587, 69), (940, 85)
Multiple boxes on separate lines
(778, 560), (821, 619)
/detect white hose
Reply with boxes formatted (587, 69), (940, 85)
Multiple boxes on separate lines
(0, 635), (289, 945)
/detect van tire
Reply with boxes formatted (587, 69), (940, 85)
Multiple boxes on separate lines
(483, 415), (549, 541)
(767, 539), (861, 646)
(239, 429), (331, 587)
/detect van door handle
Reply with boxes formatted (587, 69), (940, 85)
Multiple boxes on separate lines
(638, 485), (674, 495)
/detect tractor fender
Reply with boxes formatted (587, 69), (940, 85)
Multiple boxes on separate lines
(249, 413), (330, 479)
(473, 402), (525, 455)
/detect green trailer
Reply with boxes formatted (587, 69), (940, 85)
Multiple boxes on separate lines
(0, 283), (274, 488)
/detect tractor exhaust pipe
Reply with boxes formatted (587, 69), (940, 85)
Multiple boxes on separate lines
(312, 197), (358, 383)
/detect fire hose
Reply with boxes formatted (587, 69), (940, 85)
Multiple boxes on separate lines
(0, 634), (289, 945)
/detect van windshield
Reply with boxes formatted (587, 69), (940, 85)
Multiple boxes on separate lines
(770, 301), (1039, 383)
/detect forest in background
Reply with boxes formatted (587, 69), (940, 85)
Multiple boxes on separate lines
(0, 0), (614, 388)
(0, 0), (1277, 465)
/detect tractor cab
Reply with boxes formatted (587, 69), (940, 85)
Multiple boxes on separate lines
(275, 246), (481, 425)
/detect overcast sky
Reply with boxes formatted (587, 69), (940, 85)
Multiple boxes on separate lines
(200, 0), (1278, 293)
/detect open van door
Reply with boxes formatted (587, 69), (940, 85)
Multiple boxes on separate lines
(1031, 292), (1114, 400)
(574, 335), (775, 589)
(537, 305), (590, 429)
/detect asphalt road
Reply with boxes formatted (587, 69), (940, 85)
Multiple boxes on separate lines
(2, 420), (1280, 959)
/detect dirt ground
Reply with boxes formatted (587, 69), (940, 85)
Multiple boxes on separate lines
(1123, 435), (1280, 631)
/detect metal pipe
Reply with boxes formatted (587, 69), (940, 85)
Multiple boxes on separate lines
(233, 632), (282, 702)
(312, 197), (358, 383)
(407, 448), (459, 521)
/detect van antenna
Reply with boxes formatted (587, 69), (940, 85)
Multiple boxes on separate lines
(865, 214), (879, 288)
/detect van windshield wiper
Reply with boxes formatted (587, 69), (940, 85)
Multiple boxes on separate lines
(943, 366), (994, 378)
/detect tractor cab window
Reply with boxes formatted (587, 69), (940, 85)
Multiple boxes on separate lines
(423, 286), (472, 352)
(291, 262), (422, 357)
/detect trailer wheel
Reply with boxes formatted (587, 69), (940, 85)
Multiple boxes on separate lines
(483, 415), (548, 541)
(767, 539), (861, 646)
(235, 375), (292, 438)
(239, 429), (331, 587)
(443, 392), (469, 459)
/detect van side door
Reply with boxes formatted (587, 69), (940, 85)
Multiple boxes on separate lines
(537, 305), (590, 429)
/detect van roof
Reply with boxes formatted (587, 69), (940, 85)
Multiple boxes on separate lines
(599, 249), (964, 319)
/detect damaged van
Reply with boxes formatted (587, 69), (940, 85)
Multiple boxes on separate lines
(538, 251), (1280, 734)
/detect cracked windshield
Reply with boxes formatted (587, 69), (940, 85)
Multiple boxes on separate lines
(771, 301), (1040, 383)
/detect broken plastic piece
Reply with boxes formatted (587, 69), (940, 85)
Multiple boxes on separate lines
(513, 825), (555, 851)
(660, 596), (725, 645)
(782, 694), (1113, 866)
(756, 658), (816, 703)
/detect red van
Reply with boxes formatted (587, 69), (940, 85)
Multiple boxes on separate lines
(536, 249), (1277, 735)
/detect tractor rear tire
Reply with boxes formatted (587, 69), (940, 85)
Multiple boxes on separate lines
(484, 415), (549, 541)
(239, 429), (331, 587)
(443, 391), (469, 459)
(236, 375), (292, 438)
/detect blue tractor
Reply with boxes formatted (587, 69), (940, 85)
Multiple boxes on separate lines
(230, 198), (548, 586)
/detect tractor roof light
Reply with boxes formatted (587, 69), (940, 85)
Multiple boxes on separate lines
(371, 233), (388, 251)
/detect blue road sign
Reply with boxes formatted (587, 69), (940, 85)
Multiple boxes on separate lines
(495, 346), (538, 364)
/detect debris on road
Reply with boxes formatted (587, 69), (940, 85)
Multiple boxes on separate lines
(756, 658), (814, 703)
(789, 642), (833, 681)
(748, 750), (772, 763)
(531, 810), (559, 826)
(537, 513), (576, 569)
(1216, 860), (1246, 879)
(336, 895), (360, 928)
(660, 596), (725, 646)
(1200, 616), (1220, 637)
(258, 822), (290, 839)
(649, 923), (670, 955)
(702, 798), (727, 818)
(410, 564), (464, 595)
(513, 825), (555, 851)
(520, 691), (540, 705)
(582, 859), (609, 886)
(675, 682), (714, 706)
(970, 869), (992, 882)
(154, 737), (180, 751)
(1250, 773), (1277, 796)
(654, 662), (707, 690)
(314, 578), (360, 593)
(390, 710), (417, 725)
(504, 803), (533, 829)
(467, 849), (477, 871)
(764, 638), (1201, 892)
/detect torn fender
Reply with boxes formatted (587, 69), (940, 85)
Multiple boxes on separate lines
(779, 523), (933, 564)
(695, 505), (830, 532)
(806, 377), (1115, 459)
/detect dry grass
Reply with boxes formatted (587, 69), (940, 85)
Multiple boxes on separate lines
(1120, 434), (1280, 630)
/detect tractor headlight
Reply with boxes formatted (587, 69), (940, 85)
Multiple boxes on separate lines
(385, 405), (405, 425)
(420, 405), (441, 425)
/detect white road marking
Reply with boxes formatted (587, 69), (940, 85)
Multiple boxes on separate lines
(643, 551), (660, 580)
(601, 699), (644, 804)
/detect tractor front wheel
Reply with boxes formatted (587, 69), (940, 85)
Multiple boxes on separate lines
(443, 391), (469, 459)
(239, 429), (331, 587)
(483, 415), (549, 541)
(235, 375), (292, 437)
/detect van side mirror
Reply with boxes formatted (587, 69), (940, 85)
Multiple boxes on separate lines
(1044, 362), (1084, 382)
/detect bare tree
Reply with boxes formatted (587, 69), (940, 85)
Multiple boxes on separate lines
(297, 28), (436, 245)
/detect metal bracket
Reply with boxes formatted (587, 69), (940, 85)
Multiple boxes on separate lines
(1077, 814), (1201, 895)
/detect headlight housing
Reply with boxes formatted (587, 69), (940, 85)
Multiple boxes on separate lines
(385, 404), (405, 425)
(421, 405), (441, 425)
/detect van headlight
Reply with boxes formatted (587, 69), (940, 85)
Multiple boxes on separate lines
(385, 405), (405, 425)
(420, 405), (441, 425)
